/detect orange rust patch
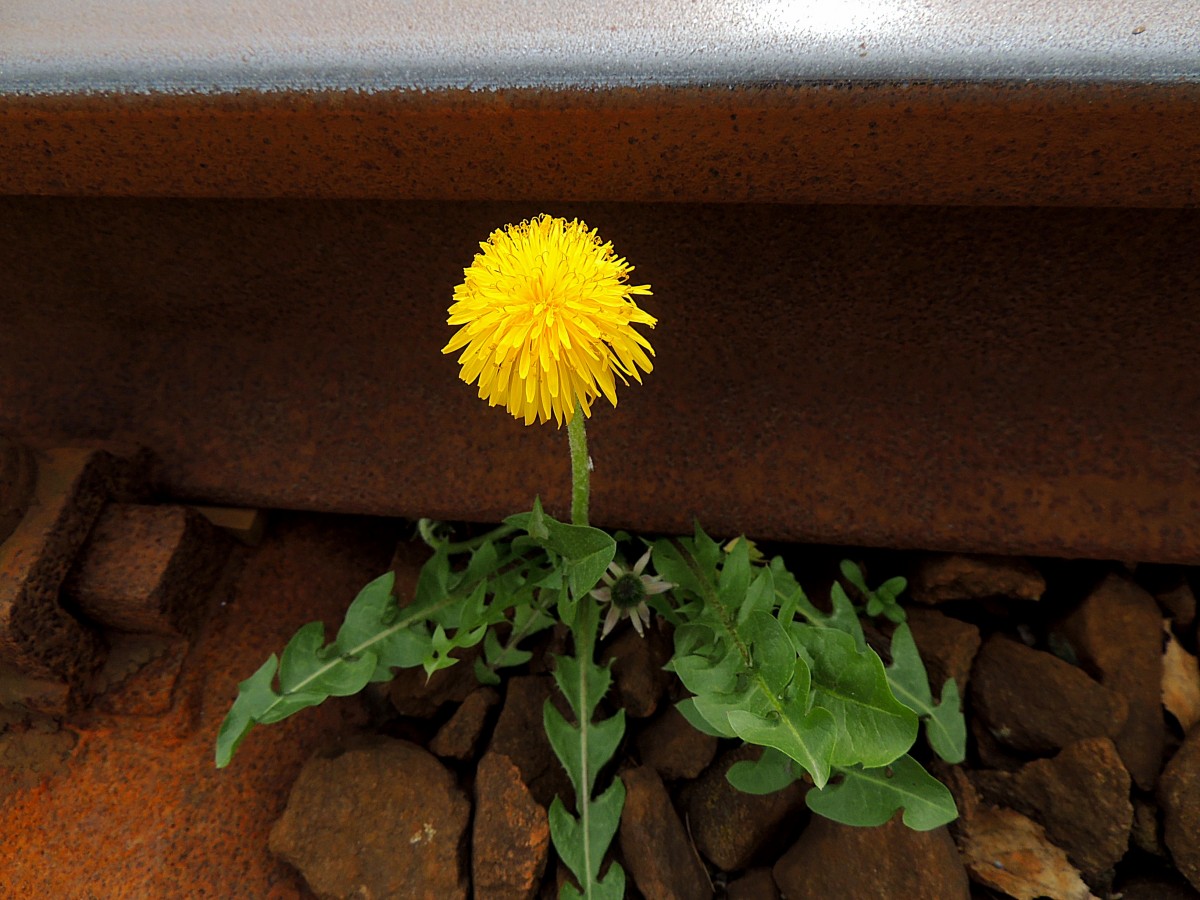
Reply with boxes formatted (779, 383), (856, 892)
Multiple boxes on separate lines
(0, 514), (399, 898)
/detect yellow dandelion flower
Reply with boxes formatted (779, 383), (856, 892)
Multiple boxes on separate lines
(442, 215), (655, 426)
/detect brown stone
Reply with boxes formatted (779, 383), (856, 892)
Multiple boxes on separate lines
(1159, 724), (1200, 892)
(601, 622), (673, 719)
(636, 704), (719, 780)
(905, 606), (982, 694)
(473, 752), (550, 900)
(1156, 580), (1197, 629)
(388, 643), (482, 718)
(618, 765), (712, 900)
(969, 715), (1028, 771)
(64, 504), (230, 637)
(0, 448), (140, 709)
(910, 554), (1045, 605)
(937, 769), (1097, 900)
(487, 675), (573, 809)
(726, 868), (779, 900)
(270, 740), (470, 900)
(971, 635), (1127, 755)
(1130, 795), (1165, 857)
(972, 737), (1132, 879)
(681, 745), (807, 871)
(1056, 573), (1166, 789)
(429, 686), (500, 761)
(773, 815), (969, 899)
(1117, 873), (1200, 900)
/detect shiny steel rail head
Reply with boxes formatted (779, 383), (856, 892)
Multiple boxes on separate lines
(1, 0), (1198, 95)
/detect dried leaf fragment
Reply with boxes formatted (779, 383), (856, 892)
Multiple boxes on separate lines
(1162, 620), (1200, 732)
(960, 806), (1098, 900)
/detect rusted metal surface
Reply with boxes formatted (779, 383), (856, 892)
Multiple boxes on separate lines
(1, 198), (1197, 563)
(1, 83), (1198, 206)
(0, 450), (121, 707)
(0, 514), (401, 896)
(0, 441), (37, 546)
(64, 504), (231, 637)
(2, 2), (1197, 561)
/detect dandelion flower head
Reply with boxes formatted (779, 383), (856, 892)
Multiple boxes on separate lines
(442, 215), (655, 425)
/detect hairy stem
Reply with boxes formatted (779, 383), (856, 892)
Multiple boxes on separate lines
(567, 405), (590, 530)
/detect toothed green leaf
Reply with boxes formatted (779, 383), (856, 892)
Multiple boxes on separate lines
(806, 755), (958, 831)
(791, 625), (917, 768)
(885, 624), (967, 764)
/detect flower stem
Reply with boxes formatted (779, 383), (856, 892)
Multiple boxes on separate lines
(567, 404), (598, 663)
(567, 405), (590, 528)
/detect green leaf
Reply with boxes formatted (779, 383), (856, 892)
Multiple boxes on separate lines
(253, 691), (330, 725)
(791, 625), (917, 768)
(557, 863), (626, 900)
(544, 702), (626, 802)
(411, 551), (450, 612)
(668, 625), (742, 695)
(507, 507), (616, 601)
(842, 561), (907, 624)
(840, 559), (870, 595)
(463, 538), (501, 584)
(885, 624), (967, 764)
(823, 583), (868, 651)
(690, 523), (724, 572)
(717, 536), (751, 612)
(805, 755), (958, 831)
(473, 656), (501, 686)
(549, 779), (627, 894)
(551, 653), (613, 723)
(558, 589), (580, 629)
(278, 620), (378, 700)
(335, 571), (429, 671)
(877, 576), (907, 606)
(739, 611), (795, 695)
(726, 746), (803, 794)
(335, 572), (395, 648)
(482, 627), (533, 670)
(928, 679), (967, 764)
(525, 496), (551, 540)
(650, 539), (705, 598)
(673, 697), (729, 737)
(736, 568), (776, 626)
(686, 692), (741, 739)
(771, 559), (824, 625)
(215, 655), (279, 767)
(727, 697), (836, 788)
(544, 649), (627, 899)
(884, 624), (933, 709)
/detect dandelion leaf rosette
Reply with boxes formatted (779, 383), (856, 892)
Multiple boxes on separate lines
(657, 526), (962, 818)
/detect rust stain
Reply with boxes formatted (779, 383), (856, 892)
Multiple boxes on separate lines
(0, 514), (399, 898)
(1, 199), (1198, 564)
(0, 82), (1198, 206)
